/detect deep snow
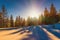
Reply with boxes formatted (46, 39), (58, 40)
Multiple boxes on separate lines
(0, 25), (60, 40)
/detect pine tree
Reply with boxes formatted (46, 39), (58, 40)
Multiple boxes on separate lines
(49, 3), (57, 24)
(50, 3), (57, 16)
(6, 17), (9, 27)
(10, 15), (14, 27)
(44, 8), (49, 17)
(27, 17), (31, 26)
(18, 16), (21, 27)
(2, 5), (8, 27)
(44, 8), (49, 24)
(15, 16), (19, 27)
(21, 18), (25, 26)
(38, 14), (44, 25)
(15, 16), (21, 27)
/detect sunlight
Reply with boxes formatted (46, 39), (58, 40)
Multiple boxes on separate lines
(28, 7), (41, 19)
(29, 10), (39, 18)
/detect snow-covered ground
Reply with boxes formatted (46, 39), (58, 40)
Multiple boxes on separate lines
(0, 25), (60, 40)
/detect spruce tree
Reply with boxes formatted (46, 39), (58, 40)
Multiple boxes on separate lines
(50, 3), (57, 16)
(10, 15), (14, 27)
(44, 8), (49, 17)
(2, 5), (8, 27)
(50, 3), (57, 24)
(44, 8), (49, 24)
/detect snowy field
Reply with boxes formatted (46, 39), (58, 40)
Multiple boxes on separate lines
(0, 25), (60, 40)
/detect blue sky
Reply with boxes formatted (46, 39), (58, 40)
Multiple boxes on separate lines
(0, 0), (60, 19)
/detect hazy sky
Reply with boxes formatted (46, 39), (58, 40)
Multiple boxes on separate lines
(0, 0), (60, 19)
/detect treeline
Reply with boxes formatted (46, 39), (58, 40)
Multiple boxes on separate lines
(0, 4), (60, 28)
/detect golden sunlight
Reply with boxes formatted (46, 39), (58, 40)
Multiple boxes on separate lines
(28, 7), (41, 19)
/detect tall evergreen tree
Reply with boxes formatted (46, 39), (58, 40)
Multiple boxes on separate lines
(15, 16), (19, 27)
(49, 3), (57, 24)
(2, 5), (8, 27)
(15, 16), (21, 27)
(44, 8), (49, 17)
(18, 16), (21, 26)
(44, 8), (49, 24)
(10, 15), (14, 27)
(50, 3), (57, 16)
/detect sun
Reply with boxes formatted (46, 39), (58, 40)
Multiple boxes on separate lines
(26, 2), (42, 19)
(29, 11), (39, 18)
(28, 8), (40, 19)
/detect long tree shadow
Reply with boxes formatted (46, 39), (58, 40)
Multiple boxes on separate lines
(5, 26), (51, 40)
(44, 26), (60, 38)
(7, 27), (26, 35)
(21, 26), (51, 40)
(0, 27), (19, 32)
(46, 28), (60, 38)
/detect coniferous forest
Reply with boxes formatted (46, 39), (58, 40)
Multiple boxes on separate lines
(0, 0), (60, 40)
(0, 4), (60, 28)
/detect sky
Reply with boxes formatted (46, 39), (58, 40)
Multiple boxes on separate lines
(0, 0), (60, 19)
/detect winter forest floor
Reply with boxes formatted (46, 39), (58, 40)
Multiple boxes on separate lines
(0, 25), (60, 40)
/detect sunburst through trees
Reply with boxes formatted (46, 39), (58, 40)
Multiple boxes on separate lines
(0, 4), (60, 28)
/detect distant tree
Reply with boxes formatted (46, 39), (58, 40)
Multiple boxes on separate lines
(38, 14), (44, 25)
(21, 18), (26, 27)
(32, 17), (38, 26)
(10, 15), (14, 27)
(38, 15), (41, 25)
(6, 17), (9, 27)
(27, 17), (32, 26)
(15, 16), (19, 27)
(25, 20), (28, 26)
(18, 16), (21, 26)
